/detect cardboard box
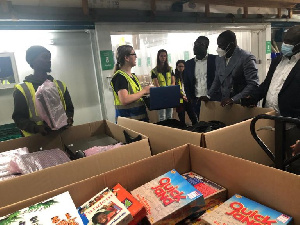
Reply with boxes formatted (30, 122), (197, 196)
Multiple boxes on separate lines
(118, 102), (276, 166)
(1, 144), (298, 224)
(199, 194), (293, 225)
(0, 120), (151, 208)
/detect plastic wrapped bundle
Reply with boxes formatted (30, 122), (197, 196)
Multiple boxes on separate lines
(35, 80), (68, 130)
(84, 143), (123, 157)
(0, 174), (20, 182)
(10, 148), (70, 174)
(0, 147), (29, 177)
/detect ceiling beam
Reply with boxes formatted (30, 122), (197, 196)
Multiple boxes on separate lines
(82, 0), (89, 15)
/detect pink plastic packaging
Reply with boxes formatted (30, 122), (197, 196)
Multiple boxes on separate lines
(84, 143), (123, 157)
(0, 147), (29, 177)
(35, 80), (68, 130)
(10, 148), (70, 174)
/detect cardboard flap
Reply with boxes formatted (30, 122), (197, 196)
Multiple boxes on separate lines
(200, 101), (274, 125)
(190, 144), (300, 223)
(203, 116), (275, 165)
(117, 117), (201, 155)
(0, 132), (63, 153)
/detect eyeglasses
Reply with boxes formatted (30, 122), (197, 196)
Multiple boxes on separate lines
(128, 53), (137, 56)
(177, 66), (184, 68)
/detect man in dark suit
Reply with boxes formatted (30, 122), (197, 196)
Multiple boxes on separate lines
(184, 36), (220, 120)
(200, 30), (259, 107)
(242, 25), (300, 174)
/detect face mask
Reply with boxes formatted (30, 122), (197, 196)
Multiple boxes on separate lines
(281, 43), (294, 56)
(216, 43), (231, 57)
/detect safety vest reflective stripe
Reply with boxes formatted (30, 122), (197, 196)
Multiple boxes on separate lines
(177, 79), (184, 104)
(115, 101), (144, 109)
(19, 83), (41, 123)
(53, 80), (66, 110)
(151, 67), (172, 87)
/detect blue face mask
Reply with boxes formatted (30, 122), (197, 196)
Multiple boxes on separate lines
(281, 43), (294, 56)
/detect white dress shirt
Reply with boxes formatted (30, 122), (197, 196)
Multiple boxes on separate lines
(194, 55), (208, 97)
(265, 52), (300, 114)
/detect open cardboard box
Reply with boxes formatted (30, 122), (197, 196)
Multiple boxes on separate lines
(118, 102), (275, 165)
(0, 120), (151, 208)
(0, 144), (298, 223)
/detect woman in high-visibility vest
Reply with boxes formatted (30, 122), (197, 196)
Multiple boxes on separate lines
(174, 60), (198, 126)
(111, 45), (151, 122)
(151, 49), (175, 122)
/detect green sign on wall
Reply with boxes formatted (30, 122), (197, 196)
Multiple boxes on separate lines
(138, 58), (142, 67)
(147, 57), (151, 66)
(266, 41), (272, 54)
(168, 54), (171, 63)
(184, 51), (189, 61)
(100, 50), (114, 70)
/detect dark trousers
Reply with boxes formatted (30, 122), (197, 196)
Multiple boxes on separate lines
(191, 98), (201, 121)
(177, 100), (198, 125)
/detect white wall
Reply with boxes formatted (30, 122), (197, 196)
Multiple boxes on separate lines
(0, 30), (103, 126)
(95, 22), (270, 122)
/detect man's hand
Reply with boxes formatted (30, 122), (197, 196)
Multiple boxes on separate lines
(221, 98), (234, 107)
(241, 96), (257, 108)
(198, 96), (210, 103)
(67, 117), (74, 126)
(291, 140), (300, 156)
(183, 95), (188, 102)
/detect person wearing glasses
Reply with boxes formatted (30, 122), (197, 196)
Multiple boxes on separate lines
(184, 36), (220, 120)
(175, 60), (197, 126)
(111, 45), (151, 122)
(151, 49), (175, 122)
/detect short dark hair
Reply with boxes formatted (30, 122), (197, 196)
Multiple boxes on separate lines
(195, 36), (209, 46)
(218, 30), (236, 44)
(176, 60), (185, 66)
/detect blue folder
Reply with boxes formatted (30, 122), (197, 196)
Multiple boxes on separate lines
(148, 85), (180, 110)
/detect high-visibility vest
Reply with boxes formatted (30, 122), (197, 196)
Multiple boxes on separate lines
(111, 70), (147, 121)
(1, 80), (10, 84)
(14, 80), (66, 137)
(151, 66), (172, 87)
(176, 77), (184, 104)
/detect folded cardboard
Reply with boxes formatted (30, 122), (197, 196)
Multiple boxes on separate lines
(0, 131), (63, 154)
(0, 120), (151, 208)
(1, 144), (298, 224)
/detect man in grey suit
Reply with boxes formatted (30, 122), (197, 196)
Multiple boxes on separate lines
(200, 30), (259, 107)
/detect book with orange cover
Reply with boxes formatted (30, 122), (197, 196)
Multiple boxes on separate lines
(113, 183), (147, 225)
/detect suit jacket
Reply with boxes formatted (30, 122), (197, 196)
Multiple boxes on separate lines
(251, 55), (300, 118)
(184, 54), (220, 101)
(208, 47), (259, 102)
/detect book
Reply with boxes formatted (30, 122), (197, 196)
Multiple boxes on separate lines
(112, 183), (147, 225)
(0, 192), (83, 225)
(182, 172), (227, 211)
(78, 187), (132, 225)
(131, 169), (205, 225)
(199, 194), (293, 225)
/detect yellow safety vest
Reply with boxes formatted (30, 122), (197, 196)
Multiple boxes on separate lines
(14, 80), (66, 137)
(151, 66), (172, 87)
(177, 78), (184, 104)
(1, 80), (10, 84)
(111, 70), (147, 121)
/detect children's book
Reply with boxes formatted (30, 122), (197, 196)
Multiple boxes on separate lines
(131, 169), (205, 225)
(78, 187), (132, 225)
(0, 192), (83, 225)
(112, 183), (147, 225)
(199, 194), (293, 225)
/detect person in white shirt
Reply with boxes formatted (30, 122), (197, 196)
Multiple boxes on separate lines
(243, 25), (300, 174)
(184, 36), (220, 120)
